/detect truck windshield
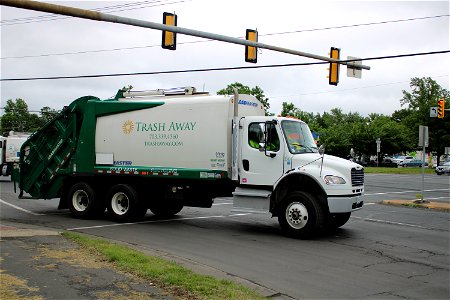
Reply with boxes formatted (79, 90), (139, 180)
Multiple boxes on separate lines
(281, 120), (318, 154)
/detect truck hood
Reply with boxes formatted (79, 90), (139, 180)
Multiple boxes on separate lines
(288, 153), (364, 193)
(291, 153), (362, 171)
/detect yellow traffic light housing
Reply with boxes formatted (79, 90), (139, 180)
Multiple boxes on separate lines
(245, 29), (258, 63)
(162, 12), (177, 50)
(437, 98), (445, 118)
(328, 47), (340, 86)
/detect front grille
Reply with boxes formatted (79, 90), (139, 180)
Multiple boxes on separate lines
(351, 168), (364, 186)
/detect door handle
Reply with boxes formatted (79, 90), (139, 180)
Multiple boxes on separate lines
(243, 159), (249, 171)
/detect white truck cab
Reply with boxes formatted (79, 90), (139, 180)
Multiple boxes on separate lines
(233, 116), (364, 237)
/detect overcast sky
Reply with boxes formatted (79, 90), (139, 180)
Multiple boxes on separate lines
(1, 0), (449, 117)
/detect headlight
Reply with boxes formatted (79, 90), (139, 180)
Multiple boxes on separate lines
(324, 175), (346, 185)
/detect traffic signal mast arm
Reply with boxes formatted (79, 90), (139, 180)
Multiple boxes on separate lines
(2, 0), (370, 71)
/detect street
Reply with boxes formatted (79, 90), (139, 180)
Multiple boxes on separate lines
(1, 174), (449, 299)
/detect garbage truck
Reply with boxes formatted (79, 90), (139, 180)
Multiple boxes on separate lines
(1, 131), (31, 177)
(14, 87), (364, 238)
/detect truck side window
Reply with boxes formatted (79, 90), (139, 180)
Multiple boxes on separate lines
(248, 123), (263, 149)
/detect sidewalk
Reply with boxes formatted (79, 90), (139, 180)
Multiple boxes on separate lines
(0, 221), (173, 300)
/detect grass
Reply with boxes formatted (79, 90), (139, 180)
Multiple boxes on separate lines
(63, 232), (265, 300)
(364, 167), (435, 174)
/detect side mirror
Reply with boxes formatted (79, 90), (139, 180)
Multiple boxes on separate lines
(319, 145), (325, 155)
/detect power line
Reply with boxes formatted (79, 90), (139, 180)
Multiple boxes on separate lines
(1, 0), (190, 26)
(1, 50), (449, 82)
(268, 75), (449, 98)
(263, 15), (449, 36)
(1, 14), (448, 60)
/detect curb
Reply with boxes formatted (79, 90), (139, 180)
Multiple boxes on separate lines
(381, 200), (450, 212)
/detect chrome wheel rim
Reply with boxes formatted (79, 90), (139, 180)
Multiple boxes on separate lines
(111, 192), (129, 216)
(286, 202), (308, 229)
(72, 190), (89, 212)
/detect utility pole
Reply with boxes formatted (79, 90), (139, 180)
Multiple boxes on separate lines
(1, 0), (371, 72)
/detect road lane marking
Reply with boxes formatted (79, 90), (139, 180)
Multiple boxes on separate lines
(351, 216), (427, 229)
(66, 213), (251, 231)
(0, 199), (44, 216)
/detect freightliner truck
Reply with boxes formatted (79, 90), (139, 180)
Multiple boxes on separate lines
(14, 87), (364, 238)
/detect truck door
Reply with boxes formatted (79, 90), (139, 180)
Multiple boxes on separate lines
(240, 119), (284, 185)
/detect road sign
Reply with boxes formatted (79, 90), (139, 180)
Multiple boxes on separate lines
(418, 125), (428, 147)
(346, 56), (362, 79)
(430, 107), (438, 117)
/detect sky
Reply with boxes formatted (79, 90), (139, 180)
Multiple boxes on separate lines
(1, 0), (449, 117)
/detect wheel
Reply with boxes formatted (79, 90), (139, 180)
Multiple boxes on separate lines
(278, 191), (324, 238)
(149, 200), (183, 218)
(107, 184), (147, 222)
(329, 212), (351, 228)
(67, 182), (104, 219)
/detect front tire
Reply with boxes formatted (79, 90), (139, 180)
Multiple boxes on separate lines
(107, 184), (147, 222)
(67, 182), (104, 219)
(278, 191), (324, 238)
(329, 212), (351, 228)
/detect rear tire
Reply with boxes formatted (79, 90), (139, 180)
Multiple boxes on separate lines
(278, 191), (324, 238)
(149, 200), (183, 218)
(107, 184), (147, 222)
(67, 182), (104, 219)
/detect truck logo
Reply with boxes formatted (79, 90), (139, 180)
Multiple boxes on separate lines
(238, 99), (258, 107)
(122, 120), (134, 134)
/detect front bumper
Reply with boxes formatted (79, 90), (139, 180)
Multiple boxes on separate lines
(327, 195), (364, 213)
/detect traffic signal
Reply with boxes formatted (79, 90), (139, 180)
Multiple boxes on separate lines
(437, 98), (445, 118)
(328, 47), (340, 85)
(245, 29), (258, 63)
(162, 12), (177, 50)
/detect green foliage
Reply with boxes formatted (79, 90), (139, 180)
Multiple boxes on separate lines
(275, 77), (448, 159)
(0, 98), (57, 135)
(399, 77), (450, 164)
(217, 82), (272, 116)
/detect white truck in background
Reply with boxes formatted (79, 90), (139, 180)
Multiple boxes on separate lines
(0, 131), (31, 177)
(14, 87), (364, 238)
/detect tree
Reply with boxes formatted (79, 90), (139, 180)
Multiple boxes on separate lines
(217, 82), (272, 115)
(40, 106), (58, 124)
(399, 77), (450, 164)
(280, 102), (318, 130)
(0, 98), (53, 135)
(1, 98), (31, 134)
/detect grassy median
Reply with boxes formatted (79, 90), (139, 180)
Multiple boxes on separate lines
(63, 232), (265, 300)
(364, 167), (435, 174)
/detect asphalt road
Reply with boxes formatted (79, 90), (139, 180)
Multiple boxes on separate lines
(1, 174), (449, 299)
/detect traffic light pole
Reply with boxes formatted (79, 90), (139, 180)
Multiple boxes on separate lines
(1, 0), (371, 70)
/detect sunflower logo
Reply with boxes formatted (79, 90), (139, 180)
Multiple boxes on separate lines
(122, 120), (134, 134)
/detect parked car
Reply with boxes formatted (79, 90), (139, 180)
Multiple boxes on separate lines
(380, 158), (398, 168)
(435, 161), (450, 175)
(392, 155), (414, 165)
(400, 159), (425, 167)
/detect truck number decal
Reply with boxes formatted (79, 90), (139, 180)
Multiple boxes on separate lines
(110, 167), (138, 172)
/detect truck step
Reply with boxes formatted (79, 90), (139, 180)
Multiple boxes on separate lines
(232, 187), (271, 214)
